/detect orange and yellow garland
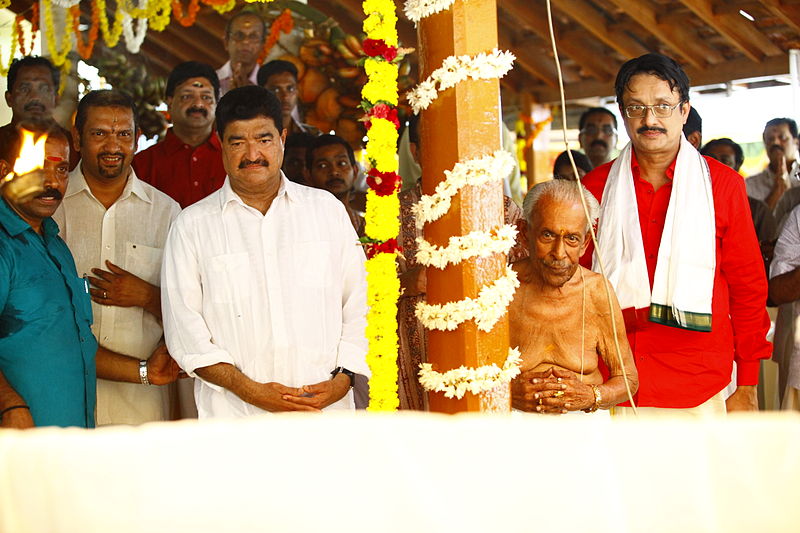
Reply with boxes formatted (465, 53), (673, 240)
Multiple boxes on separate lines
(361, 0), (401, 411)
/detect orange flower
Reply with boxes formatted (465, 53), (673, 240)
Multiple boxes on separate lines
(173, 0), (201, 28)
(258, 9), (294, 63)
(71, 4), (99, 60)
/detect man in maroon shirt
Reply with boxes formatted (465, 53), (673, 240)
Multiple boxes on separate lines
(582, 53), (770, 414)
(133, 62), (226, 208)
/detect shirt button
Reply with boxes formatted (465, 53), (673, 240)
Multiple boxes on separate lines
(105, 244), (111, 250)
(651, 219), (657, 223)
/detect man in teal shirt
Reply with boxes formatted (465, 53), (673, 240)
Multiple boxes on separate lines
(0, 124), (97, 428)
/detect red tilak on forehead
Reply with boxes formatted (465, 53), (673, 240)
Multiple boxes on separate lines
(46, 156), (64, 162)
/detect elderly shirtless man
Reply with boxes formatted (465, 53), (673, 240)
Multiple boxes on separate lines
(510, 180), (638, 414)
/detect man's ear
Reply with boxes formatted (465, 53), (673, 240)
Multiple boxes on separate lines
(4, 91), (11, 108)
(517, 218), (530, 248)
(687, 131), (702, 150)
(70, 126), (81, 153)
(0, 159), (11, 177)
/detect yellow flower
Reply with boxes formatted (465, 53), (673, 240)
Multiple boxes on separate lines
(363, 0), (399, 46)
(362, 59), (399, 105)
(365, 253), (400, 411)
(365, 190), (400, 242)
(367, 118), (399, 173)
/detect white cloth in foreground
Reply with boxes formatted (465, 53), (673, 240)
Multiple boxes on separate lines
(53, 168), (181, 425)
(162, 175), (369, 417)
(1, 412), (799, 533)
(592, 135), (715, 330)
(770, 204), (800, 398)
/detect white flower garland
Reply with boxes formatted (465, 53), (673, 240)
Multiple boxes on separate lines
(407, 48), (515, 114)
(411, 150), (515, 229)
(403, 0), (456, 23)
(51, 0), (80, 7)
(418, 348), (522, 399)
(416, 224), (517, 269)
(121, 12), (148, 54)
(415, 266), (519, 332)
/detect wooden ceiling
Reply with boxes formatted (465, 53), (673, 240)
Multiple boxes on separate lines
(10, 0), (800, 103)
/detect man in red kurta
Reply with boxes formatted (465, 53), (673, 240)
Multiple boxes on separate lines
(582, 54), (770, 413)
(133, 62), (226, 208)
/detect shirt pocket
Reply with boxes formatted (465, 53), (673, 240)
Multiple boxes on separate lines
(125, 242), (163, 286)
(206, 252), (252, 304)
(66, 275), (94, 326)
(293, 242), (332, 289)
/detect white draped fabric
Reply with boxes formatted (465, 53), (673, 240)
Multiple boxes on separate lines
(1, 412), (798, 532)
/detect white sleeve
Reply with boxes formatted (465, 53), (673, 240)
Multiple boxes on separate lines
(334, 206), (370, 378)
(161, 216), (235, 391)
(770, 205), (800, 279)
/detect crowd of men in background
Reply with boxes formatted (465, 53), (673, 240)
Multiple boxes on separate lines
(0, 6), (797, 427)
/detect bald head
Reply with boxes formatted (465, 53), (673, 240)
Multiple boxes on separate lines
(522, 179), (599, 233)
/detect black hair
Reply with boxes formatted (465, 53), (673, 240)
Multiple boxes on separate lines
(700, 138), (745, 172)
(224, 9), (266, 42)
(683, 107), (702, 136)
(75, 90), (138, 138)
(216, 85), (283, 138)
(765, 117), (799, 139)
(306, 134), (356, 170)
(0, 119), (70, 164)
(257, 60), (298, 87)
(614, 53), (690, 106)
(285, 131), (315, 150)
(166, 61), (220, 101)
(407, 114), (420, 145)
(7, 56), (59, 93)
(553, 150), (593, 177)
(578, 107), (617, 131)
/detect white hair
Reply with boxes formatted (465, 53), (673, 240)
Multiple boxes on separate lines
(522, 179), (600, 233)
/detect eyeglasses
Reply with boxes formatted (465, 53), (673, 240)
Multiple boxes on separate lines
(580, 125), (616, 136)
(624, 103), (682, 119)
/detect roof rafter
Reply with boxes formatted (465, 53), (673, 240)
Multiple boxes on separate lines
(553, 0), (649, 59)
(606, 0), (725, 69)
(500, 0), (616, 83)
(677, 0), (782, 62)
(756, 0), (800, 34)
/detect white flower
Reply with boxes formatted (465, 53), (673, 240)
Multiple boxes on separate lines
(418, 348), (522, 399)
(411, 150), (516, 229)
(415, 225), (517, 269)
(415, 266), (520, 332)
(406, 49), (516, 114)
(403, 0), (457, 23)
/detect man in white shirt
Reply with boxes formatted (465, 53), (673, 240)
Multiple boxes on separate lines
(216, 10), (265, 96)
(54, 90), (183, 425)
(746, 118), (800, 210)
(162, 86), (369, 418)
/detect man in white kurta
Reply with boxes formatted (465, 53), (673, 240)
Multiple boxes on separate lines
(161, 85), (369, 418)
(54, 90), (182, 425)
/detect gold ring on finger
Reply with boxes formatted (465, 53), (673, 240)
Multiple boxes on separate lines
(553, 391), (564, 398)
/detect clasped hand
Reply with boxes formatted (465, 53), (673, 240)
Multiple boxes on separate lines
(249, 374), (351, 412)
(511, 367), (594, 414)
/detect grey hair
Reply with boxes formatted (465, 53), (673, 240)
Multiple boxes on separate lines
(522, 179), (600, 233)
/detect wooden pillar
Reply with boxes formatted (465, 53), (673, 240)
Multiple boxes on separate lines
(418, 0), (509, 413)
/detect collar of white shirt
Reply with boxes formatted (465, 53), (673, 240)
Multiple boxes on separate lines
(66, 166), (153, 205)
(219, 172), (303, 213)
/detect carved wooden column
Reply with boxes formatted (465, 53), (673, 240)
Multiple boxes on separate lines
(417, 0), (509, 412)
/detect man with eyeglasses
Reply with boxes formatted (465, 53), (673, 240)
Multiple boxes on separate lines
(578, 107), (618, 168)
(216, 10), (266, 96)
(582, 53), (770, 416)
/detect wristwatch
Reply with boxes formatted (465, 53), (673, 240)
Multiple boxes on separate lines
(330, 367), (355, 388)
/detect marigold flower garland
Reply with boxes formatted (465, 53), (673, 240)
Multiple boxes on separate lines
(42, 0), (73, 67)
(418, 348), (522, 400)
(0, 16), (19, 77)
(361, 0), (403, 411)
(71, 4), (99, 60)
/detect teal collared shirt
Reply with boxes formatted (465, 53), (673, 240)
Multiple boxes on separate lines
(0, 198), (97, 427)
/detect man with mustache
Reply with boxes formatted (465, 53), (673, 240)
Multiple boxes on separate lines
(134, 62), (226, 208)
(305, 134), (364, 237)
(161, 86), (369, 417)
(53, 90), (183, 425)
(578, 107), (618, 168)
(582, 53), (770, 415)
(746, 118), (800, 211)
(0, 123), (98, 428)
(509, 180), (638, 414)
